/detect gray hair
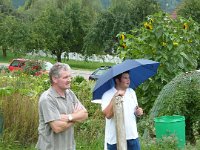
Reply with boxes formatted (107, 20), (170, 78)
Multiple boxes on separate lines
(49, 62), (71, 84)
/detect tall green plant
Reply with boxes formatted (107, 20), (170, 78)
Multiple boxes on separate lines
(0, 74), (49, 144)
(117, 12), (200, 113)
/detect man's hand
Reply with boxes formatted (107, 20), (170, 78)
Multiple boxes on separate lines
(135, 106), (143, 117)
(49, 114), (74, 133)
(114, 90), (125, 97)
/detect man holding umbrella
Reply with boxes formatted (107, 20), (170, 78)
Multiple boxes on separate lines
(101, 71), (143, 150)
(92, 59), (159, 150)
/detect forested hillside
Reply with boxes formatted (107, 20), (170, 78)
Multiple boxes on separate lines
(11, 0), (111, 9)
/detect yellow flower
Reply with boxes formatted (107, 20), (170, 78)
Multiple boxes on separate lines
(121, 43), (127, 48)
(144, 22), (153, 30)
(149, 18), (154, 24)
(173, 42), (178, 46)
(183, 23), (189, 30)
(120, 34), (125, 41)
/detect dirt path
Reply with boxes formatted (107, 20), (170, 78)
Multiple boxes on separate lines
(71, 69), (92, 80)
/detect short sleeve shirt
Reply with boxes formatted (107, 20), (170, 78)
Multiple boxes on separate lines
(36, 87), (84, 150)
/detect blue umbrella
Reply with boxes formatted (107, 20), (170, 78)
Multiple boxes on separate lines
(92, 59), (160, 101)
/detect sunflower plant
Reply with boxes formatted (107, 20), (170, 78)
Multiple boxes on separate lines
(117, 12), (200, 113)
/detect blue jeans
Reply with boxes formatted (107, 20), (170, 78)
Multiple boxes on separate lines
(107, 138), (140, 150)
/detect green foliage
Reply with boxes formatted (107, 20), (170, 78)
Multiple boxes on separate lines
(177, 0), (200, 68)
(0, 72), (200, 149)
(0, 72), (103, 147)
(62, 59), (114, 70)
(0, 0), (16, 16)
(177, 0), (200, 24)
(0, 66), (9, 74)
(0, 13), (28, 58)
(73, 75), (86, 83)
(141, 136), (178, 150)
(20, 0), (100, 62)
(27, 0), (93, 62)
(148, 71), (200, 144)
(0, 74), (49, 144)
(117, 11), (200, 113)
(83, 0), (160, 55)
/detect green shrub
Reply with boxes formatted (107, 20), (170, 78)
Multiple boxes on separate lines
(146, 71), (200, 144)
(73, 75), (86, 83)
(0, 66), (9, 74)
(140, 136), (178, 150)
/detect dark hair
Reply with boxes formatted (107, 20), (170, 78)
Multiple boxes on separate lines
(114, 71), (129, 83)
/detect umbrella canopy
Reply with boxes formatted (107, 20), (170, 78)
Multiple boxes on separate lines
(92, 59), (160, 101)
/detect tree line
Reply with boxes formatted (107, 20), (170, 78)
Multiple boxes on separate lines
(0, 0), (160, 62)
(0, 0), (200, 64)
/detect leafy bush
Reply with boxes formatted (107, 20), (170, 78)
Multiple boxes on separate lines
(177, 0), (200, 24)
(147, 71), (200, 144)
(73, 75), (86, 83)
(0, 66), (9, 74)
(141, 136), (178, 150)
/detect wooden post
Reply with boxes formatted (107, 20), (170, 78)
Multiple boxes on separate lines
(113, 96), (127, 150)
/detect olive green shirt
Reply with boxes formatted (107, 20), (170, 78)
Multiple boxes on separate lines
(36, 87), (83, 150)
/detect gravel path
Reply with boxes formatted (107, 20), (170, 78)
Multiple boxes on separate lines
(71, 69), (92, 80)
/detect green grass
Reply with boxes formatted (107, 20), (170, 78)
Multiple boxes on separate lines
(63, 59), (114, 70)
(0, 52), (17, 63)
(0, 139), (36, 150)
(27, 55), (114, 71)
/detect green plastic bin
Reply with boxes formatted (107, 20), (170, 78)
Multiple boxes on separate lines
(154, 115), (185, 149)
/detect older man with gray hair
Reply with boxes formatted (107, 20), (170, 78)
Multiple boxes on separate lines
(36, 62), (88, 150)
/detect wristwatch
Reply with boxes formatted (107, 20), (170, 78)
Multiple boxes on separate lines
(68, 114), (73, 121)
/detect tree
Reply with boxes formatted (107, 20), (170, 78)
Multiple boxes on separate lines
(117, 12), (200, 113)
(0, 0), (20, 57)
(177, 0), (200, 24)
(28, 0), (93, 62)
(0, 14), (27, 57)
(83, 0), (160, 56)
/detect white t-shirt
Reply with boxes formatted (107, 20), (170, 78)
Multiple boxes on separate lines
(101, 87), (139, 145)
